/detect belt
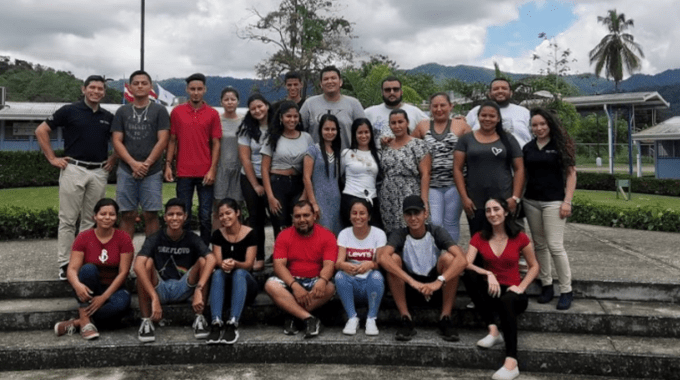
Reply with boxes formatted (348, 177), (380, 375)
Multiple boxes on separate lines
(68, 159), (106, 170)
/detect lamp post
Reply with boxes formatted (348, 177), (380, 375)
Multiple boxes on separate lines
(141, 0), (145, 70)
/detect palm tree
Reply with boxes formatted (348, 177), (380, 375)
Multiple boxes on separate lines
(589, 9), (645, 92)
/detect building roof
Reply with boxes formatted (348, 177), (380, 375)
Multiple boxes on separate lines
(632, 116), (680, 141)
(0, 102), (122, 121)
(563, 92), (670, 111)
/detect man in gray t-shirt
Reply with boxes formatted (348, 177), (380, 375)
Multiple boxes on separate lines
(300, 66), (365, 150)
(378, 195), (467, 342)
(111, 70), (170, 238)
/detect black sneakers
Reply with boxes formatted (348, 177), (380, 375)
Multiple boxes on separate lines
(395, 315), (416, 341)
(283, 317), (299, 335)
(206, 320), (223, 345)
(138, 318), (155, 343)
(223, 320), (239, 344)
(58, 262), (68, 281)
(438, 315), (460, 342)
(304, 316), (321, 339)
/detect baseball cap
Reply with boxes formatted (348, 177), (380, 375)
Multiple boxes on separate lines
(403, 195), (426, 213)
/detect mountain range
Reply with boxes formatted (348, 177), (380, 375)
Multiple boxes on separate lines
(110, 63), (680, 117)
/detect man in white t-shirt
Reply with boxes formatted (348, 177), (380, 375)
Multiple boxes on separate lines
(465, 78), (531, 148)
(364, 76), (428, 146)
(300, 66), (365, 150)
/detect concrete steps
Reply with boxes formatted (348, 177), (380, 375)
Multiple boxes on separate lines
(0, 326), (678, 379)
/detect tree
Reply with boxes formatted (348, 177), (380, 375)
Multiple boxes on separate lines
(341, 63), (425, 108)
(238, 0), (355, 98)
(589, 9), (645, 92)
(533, 32), (577, 90)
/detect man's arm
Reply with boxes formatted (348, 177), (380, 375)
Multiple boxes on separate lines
(144, 129), (170, 171)
(377, 245), (415, 285)
(164, 134), (177, 182)
(112, 131), (145, 176)
(35, 122), (68, 169)
(204, 137), (220, 185)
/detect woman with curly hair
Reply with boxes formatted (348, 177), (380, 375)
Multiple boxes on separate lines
(523, 107), (577, 310)
(261, 101), (314, 236)
(238, 93), (274, 271)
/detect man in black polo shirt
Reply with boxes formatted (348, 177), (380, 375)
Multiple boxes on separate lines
(35, 75), (117, 280)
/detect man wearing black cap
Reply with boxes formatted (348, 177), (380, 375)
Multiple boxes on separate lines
(35, 75), (117, 280)
(164, 73), (221, 245)
(378, 194), (467, 342)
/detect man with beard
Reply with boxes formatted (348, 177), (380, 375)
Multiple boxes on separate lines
(465, 78), (532, 148)
(264, 200), (337, 339)
(365, 76), (428, 146)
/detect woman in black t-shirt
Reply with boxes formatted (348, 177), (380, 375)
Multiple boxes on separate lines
(206, 198), (259, 344)
(523, 108), (576, 310)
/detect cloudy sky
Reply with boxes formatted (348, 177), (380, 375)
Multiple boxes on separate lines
(1, 0), (678, 82)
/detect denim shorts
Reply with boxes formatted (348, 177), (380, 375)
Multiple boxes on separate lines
(267, 276), (320, 292)
(116, 167), (163, 212)
(155, 268), (195, 304)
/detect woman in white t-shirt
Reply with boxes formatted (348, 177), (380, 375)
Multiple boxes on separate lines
(334, 198), (386, 336)
(340, 118), (383, 229)
(237, 93), (272, 271)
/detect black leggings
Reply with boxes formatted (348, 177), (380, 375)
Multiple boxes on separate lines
(240, 175), (266, 261)
(462, 270), (528, 359)
(268, 174), (304, 237)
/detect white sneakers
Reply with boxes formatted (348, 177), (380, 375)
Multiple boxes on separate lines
(492, 365), (520, 380)
(365, 318), (379, 336)
(477, 333), (504, 348)
(342, 316), (379, 336)
(342, 317), (360, 335)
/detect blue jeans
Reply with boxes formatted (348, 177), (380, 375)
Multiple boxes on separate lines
(76, 264), (131, 325)
(429, 185), (463, 242)
(334, 270), (384, 319)
(176, 177), (214, 245)
(210, 268), (259, 322)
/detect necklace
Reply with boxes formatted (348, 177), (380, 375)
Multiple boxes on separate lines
(225, 224), (242, 252)
(133, 103), (150, 123)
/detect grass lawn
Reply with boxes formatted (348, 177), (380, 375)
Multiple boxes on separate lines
(0, 184), (181, 210)
(574, 189), (680, 211)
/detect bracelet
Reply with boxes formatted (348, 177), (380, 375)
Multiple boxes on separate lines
(288, 281), (297, 288)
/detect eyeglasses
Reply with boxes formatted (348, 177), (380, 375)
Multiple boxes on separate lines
(383, 87), (401, 93)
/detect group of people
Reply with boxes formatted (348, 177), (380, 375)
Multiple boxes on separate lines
(37, 67), (577, 380)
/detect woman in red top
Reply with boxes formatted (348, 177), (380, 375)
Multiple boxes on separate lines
(54, 198), (134, 340)
(463, 198), (539, 380)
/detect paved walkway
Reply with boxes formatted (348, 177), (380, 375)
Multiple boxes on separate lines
(2, 219), (679, 286)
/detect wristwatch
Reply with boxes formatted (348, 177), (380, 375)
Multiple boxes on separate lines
(512, 196), (521, 204)
(437, 275), (446, 284)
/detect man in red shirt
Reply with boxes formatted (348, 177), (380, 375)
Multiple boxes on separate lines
(164, 73), (221, 245)
(264, 200), (337, 338)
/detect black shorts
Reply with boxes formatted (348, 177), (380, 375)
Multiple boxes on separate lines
(404, 267), (443, 308)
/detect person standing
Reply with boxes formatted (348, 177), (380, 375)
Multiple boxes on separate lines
(35, 75), (117, 280)
(111, 70), (170, 239)
(272, 71), (306, 113)
(365, 76), (428, 146)
(466, 78), (532, 148)
(300, 66), (365, 150)
(165, 73), (221, 245)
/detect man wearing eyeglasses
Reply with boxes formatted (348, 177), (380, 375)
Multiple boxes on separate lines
(35, 75), (117, 280)
(364, 76), (428, 146)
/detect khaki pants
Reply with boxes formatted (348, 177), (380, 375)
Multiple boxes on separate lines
(57, 164), (108, 265)
(523, 198), (572, 293)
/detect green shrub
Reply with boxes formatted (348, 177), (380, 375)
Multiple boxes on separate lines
(576, 172), (680, 197)
(0, 150), (118, 189)
(571, 197), (680, 232)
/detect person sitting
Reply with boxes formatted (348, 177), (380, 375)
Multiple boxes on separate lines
(462, 198), (539, 380)
(206, 198), (259, 345)
(378, 195), (467, 342)
(334, 198), (387, 335)
(54, 198), (133, 340)
(264, 200), (337, 338)
(134, 198), (216, 343)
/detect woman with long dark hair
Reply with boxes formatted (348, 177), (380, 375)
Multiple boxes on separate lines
(340, 118), (383, 229)
(453, 101), (525, 236)
(303, 113), (343, 235)
(523, 107), (577, 310)
(261, 101), (314, 236)
(379, 109), (431, 234)
(463, 198), (539, 380)
(54, 198), (133, 340)
(206, 198), (259, 345)
(412, 92), (471, 241)
(237, 93), (272, 271)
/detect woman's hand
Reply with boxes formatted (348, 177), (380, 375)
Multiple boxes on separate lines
(254, 184), (265, 197)
(487, 272), (501, 298)
(268, 196), (282, 215)
(356, 261), (374, 275)
(222, 259), (235, 273)
(84, 295), (107, 316)
(560, 202), (572, 219)
(75, 283), (93, 303)
(311, 202), (321, 219)
(507, 285), (523, 294)
(343, 263), (361, 276)
(462, 196), (476, 217)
